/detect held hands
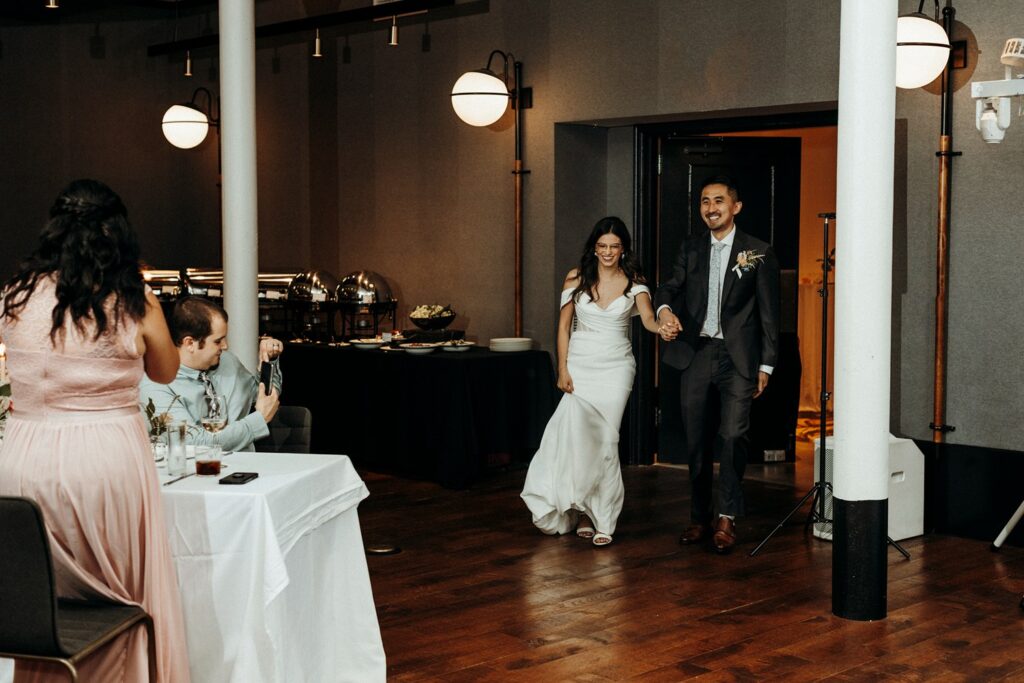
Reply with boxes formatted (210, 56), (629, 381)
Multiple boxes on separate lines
(557, 368), (574, 394)
(256, 384), (281, 423)
(657, 310), (682, 342)
(259, 337), (284, 363)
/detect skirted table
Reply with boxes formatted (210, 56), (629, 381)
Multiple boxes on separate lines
(280, 344), (558, 489)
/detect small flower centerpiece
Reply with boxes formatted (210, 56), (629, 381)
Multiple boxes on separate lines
(142, 395), (186, 459)
(732, 249), (766, 279)
(409, 304), (456, 330)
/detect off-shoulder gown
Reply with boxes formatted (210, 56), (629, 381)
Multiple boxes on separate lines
(521, 283), (648, 537)
(0, 278), (189, 682)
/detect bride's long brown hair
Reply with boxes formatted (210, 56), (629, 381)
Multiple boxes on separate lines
(570, 216), (645, 304)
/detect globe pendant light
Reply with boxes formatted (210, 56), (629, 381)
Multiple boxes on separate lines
(162, 103), (210, 149)
(896, 13), (950, 89)
(451, 69), (510, 127)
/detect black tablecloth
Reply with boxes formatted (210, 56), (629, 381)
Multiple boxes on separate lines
(280, 344), (558, 488)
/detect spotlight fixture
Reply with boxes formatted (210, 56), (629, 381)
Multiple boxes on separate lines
(45, 0), (58, 9)
(184, 50), (193, 77)
(388, 16), (399, 47)
(896, 0), (951, 89)
(313, 28), (323, 58)
(162, 87), (219, 149)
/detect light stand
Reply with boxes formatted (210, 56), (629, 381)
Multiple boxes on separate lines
(749, 213), (910, 560)
(750, 212), (836, 556)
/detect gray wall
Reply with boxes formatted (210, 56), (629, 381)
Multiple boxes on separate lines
(1, 0), (1021, 451)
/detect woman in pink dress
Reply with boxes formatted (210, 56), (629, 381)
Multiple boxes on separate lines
(0, 179), (189, 682)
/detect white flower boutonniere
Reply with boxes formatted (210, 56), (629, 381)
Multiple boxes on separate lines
(732, 249), (766, 279)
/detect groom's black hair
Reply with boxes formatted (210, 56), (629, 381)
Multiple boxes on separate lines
(700, 174), (741, 202)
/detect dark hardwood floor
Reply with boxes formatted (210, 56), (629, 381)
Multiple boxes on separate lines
(356, 446), (1024, 681)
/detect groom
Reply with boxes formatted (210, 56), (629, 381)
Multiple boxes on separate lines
(654, 175), (780, 553)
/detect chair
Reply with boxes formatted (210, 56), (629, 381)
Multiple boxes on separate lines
(0, 496), (157, 682)
(255, 405), (312, 453)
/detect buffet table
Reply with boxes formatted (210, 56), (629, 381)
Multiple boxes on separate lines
(0, 452), (385, 683)
(281, 344), (558, 488)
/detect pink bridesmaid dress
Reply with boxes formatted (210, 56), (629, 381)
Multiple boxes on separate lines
(0, 278), (189, 683)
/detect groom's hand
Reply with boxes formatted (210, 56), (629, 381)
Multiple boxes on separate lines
(753, 371), (770, 398)
(658, 310), (681, 341)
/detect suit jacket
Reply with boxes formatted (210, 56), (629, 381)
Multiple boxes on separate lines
(653, 228), (780, 380)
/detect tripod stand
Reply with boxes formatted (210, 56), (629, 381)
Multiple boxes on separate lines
(749, 213), (910, 559)
(750, 212), (835, 556)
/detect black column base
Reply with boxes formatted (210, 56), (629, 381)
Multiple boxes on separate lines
(832, 497), (887, 620)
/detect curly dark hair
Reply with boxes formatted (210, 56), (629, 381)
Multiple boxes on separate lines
(1, 179), (146, 343)
(570, 216), (646, 304)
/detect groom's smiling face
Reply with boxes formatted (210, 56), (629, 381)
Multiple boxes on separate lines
(700, 183), (743, 236)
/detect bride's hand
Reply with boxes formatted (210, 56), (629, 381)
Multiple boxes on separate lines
(557, 369), (574, 394)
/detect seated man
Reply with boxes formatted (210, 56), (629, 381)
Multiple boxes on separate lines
(140, 296), (283, 452)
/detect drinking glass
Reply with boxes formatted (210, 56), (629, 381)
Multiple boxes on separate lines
(201, 394), (227, 439)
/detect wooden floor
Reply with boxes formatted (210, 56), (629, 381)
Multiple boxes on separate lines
(357, 445), (1024, 681)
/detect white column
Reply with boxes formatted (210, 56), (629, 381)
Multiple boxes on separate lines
(219, 0), (259, 372)
(832, 0), (897, 620)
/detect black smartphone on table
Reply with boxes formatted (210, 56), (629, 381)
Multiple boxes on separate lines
(219, 472), (258, 485)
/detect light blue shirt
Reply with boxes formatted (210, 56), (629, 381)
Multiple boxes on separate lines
(139, 350), (283, 452)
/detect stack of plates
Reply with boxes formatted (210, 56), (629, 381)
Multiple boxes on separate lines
(489, 337), (532, 352)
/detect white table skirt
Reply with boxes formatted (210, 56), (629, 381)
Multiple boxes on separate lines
(1, 452), (386, 683)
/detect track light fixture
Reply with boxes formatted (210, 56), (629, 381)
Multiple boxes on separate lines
(388, 16), (399, 47)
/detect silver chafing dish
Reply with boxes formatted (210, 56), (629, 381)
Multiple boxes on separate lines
(287, 270), (340, 342)
(336, 271), (397, 339)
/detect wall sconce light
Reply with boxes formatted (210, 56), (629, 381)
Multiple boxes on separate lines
(313, 28), (323, 58)
(162, 87), (219, 149)
(896, 0), (951, 88)
(451, 50), (533, 335)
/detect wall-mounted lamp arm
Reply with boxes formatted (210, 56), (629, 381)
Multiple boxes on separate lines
(189, 87), (220, 127)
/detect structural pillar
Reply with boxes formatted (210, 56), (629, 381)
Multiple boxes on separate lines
(219, 0), (259, 371)
(832, 0), (898, 621)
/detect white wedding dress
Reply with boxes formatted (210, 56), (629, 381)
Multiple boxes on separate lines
(521, 282), (649, 537)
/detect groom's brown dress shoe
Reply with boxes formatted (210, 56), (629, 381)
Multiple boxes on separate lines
(678, 524), (711, 546)
(712, 517), (737, 554)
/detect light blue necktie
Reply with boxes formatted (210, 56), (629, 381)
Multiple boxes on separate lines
(706, 242), (726, 336)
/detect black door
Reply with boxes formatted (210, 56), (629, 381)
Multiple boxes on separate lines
(629, 134), (802, 465)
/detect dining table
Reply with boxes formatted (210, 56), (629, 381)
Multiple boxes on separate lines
(1, 451), (386, 683)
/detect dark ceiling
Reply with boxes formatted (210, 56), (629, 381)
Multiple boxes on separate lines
(0, 1), (215, 23)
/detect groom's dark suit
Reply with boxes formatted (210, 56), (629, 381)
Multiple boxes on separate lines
(654, 228), (780, 523)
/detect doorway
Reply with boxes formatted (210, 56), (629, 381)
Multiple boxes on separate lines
(628, 111), (838, 467)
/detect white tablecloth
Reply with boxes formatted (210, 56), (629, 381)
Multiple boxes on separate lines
(1, 452), (386, 683)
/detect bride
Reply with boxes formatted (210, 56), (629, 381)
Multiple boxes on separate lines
(521, 216), (662, 546)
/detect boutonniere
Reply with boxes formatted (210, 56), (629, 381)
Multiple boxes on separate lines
(732, 250), (765, 279)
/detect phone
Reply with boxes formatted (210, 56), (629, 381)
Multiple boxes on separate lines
(219, 471), (259, 485)
(259, 361), (273, 395)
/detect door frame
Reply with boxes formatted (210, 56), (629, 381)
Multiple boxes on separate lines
(627, 108), (838, 466)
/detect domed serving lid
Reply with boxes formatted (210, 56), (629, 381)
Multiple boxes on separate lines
(287, 270), (340, 302)
(337, 270), (393, 304)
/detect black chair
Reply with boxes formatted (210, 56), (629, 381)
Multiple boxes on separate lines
(0, 496), (157, 682)
(255, 405), (312, 453)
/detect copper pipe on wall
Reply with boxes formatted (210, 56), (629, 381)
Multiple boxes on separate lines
(512, 59), (528, 338)
(931, 2), (959, 443)
(933, 135), (951, 443)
